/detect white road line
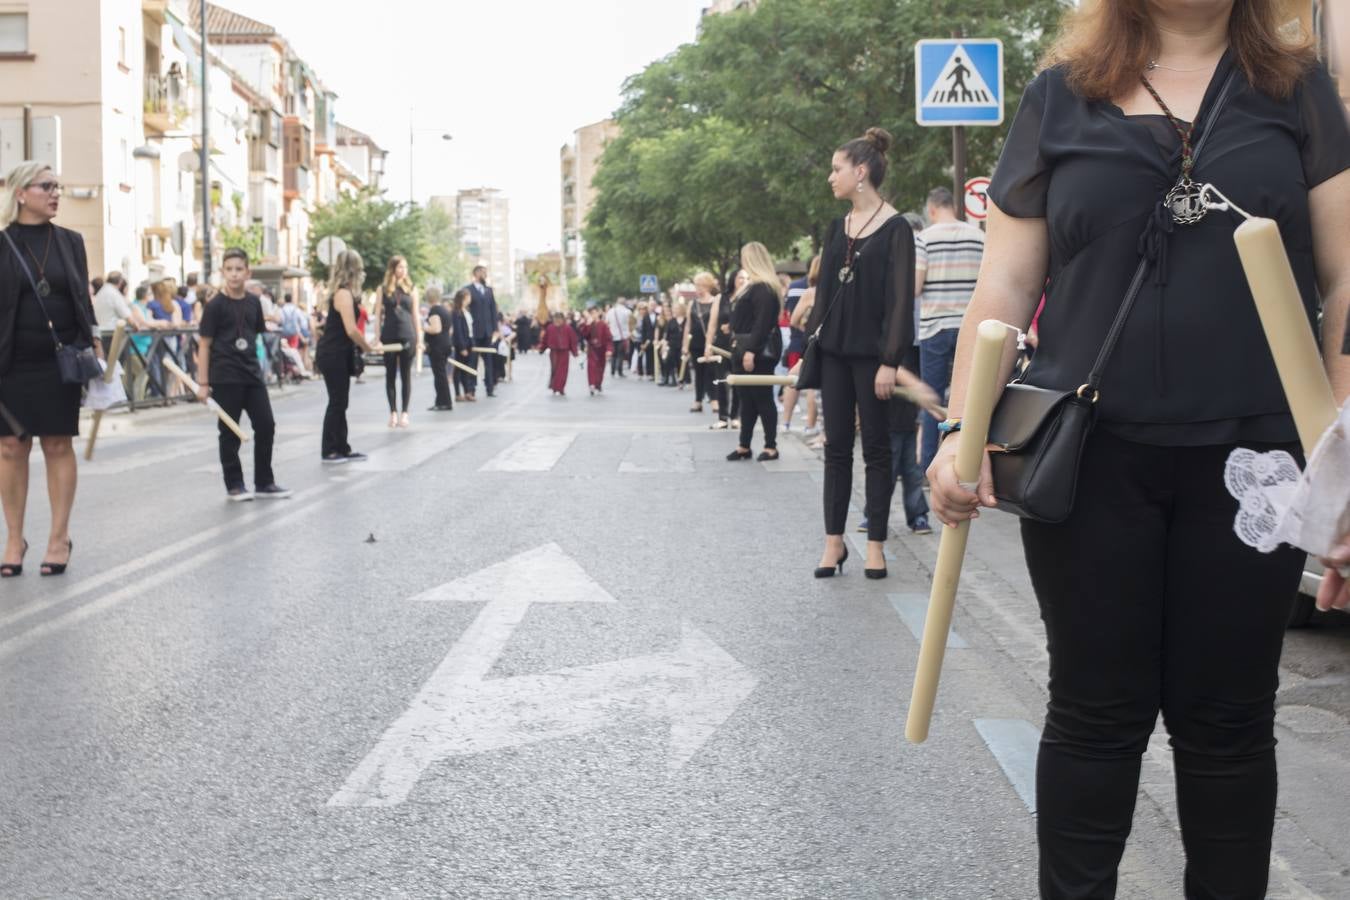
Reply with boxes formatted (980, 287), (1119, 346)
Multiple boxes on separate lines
(619, 433), (693, 473)
(0, 500), (273, 633)
(0, 479), (381, 663)
(478, 432), (578, 472)
(888, 593), (967, 648)
(847, 532), (896, 561)
(974, 718), (1040, 813)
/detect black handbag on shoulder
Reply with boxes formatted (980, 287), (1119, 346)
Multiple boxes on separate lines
(732, 326), (782, 370)
(985, 70), (1237, 524)
(1, 228), (101, 384)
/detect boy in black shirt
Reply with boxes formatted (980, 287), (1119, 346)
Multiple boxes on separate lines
(195, 248), (290, 501)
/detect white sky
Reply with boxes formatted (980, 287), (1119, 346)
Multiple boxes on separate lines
(218, 0), (711, 253)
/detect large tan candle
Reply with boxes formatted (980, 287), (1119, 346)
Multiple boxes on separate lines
(161, 357), (250, 443)
(906, 319), (1015, 744)
(1233, 217), (1338, 454)
(449, 357), (479, 377)
(83, 322), (127, 461)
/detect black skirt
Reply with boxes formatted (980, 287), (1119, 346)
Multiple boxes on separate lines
(0, 358), (82, 437)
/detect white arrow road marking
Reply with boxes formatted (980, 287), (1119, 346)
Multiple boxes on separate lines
(329, 544), (757, 808)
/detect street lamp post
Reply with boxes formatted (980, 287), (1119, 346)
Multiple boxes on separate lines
(408, 107), (452, 206)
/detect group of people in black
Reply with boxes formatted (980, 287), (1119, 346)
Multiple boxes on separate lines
(4, 2), (1350, 889)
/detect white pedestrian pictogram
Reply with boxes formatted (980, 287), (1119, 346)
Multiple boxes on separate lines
(925, 45), (996, 106)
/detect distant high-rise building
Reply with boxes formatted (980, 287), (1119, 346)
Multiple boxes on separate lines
(560, 118), (620, 281)
(702, 0), (758, 17)
(434, 188), (514, 298)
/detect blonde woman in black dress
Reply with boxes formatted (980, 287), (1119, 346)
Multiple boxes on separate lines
(0, 162), (100, 576)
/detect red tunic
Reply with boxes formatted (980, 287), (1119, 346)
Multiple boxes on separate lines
(540, 323), (578, 393)
(580, 320), (612, 389)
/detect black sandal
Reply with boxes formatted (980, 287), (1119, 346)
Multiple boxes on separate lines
(1, 539), (29, 578)
(40, 539), (72, 577)
(726, 449), (752, 461)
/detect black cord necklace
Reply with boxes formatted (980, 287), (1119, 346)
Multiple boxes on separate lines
(839, 203), (884, 285)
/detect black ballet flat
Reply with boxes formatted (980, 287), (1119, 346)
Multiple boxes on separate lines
(864, 567), (888, 580)
(1, 539), (29, 578)
(726, 449), (752, 461)
(757, 449), (779, 461)
(40, 539), (72, 577)
(815, 546), (848, 578)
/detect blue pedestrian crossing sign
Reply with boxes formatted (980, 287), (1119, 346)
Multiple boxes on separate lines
(639, 274), (660, 294)
(915, 39), (1004, 127)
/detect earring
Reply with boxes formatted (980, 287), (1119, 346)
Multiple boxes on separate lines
(856, 181), (864, 193)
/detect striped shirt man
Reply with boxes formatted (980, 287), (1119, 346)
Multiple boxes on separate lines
(915, 219), (985, 340)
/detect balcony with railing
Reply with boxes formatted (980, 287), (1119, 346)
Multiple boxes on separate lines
(144, 69), (189, 134)
(284, 163), (310, 198)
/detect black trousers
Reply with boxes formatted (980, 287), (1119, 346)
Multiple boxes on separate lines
(384, 347), (413, 412)
(210, 381), (275, 489)
(1023, 431), (1301, 900)
(455, 351), (475, 395)
(820, 353), (892, 542)
(428, 345), (452, 408)
(736, 384), (777, 450)
(611, 338), (628, 375)
(476, 343), (497, 394)
(693, 357), (713, 403)
(319, 358), (351, 458)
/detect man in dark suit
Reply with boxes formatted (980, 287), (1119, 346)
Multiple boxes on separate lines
(465, 266), (500, 397)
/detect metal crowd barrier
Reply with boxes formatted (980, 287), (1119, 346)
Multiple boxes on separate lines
(97, 326), (295, 413)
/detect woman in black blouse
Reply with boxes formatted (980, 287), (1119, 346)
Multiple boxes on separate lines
(0, 162), (100, 576)
(726, 243), (783, 462)
(928, 2), (1350, 895)
(315, 249), (375, 464)
(804, 129), (932, 579)
(376, 255), (420, 428)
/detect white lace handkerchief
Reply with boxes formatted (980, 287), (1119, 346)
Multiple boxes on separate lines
(1224, 403), (1350, 564)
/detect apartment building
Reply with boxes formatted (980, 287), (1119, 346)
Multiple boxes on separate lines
(0, 0), (380, 293)
(335, 123), (387, 195)
(559, 118), (618, 281)
(434, 188), (514, 298)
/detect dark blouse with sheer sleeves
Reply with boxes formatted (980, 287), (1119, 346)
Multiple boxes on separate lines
(988, 52), (1350, 446)
(804, 214), (916, 368)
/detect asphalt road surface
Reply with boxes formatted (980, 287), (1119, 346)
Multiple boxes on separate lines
(2, 353), (1348, 898)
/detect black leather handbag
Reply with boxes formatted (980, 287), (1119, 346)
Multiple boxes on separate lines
(732, 326), (782, 370)
(2, 228), (101, 384)
(986, 70), (1237, 524)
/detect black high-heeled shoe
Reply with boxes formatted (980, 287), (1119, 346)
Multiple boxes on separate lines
(864, 566), (888, 580)
(726, 448), (752, 461)
(40, 539), (72, 577)
(1, 539), (29, 578)
(814, 546), (848, 578)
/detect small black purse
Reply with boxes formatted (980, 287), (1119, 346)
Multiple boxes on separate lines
(795, 233), (856, 390)
(986, 70), (1237, 523)
(2, 228), (101, 384)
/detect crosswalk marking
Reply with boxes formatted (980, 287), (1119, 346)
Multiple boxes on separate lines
(479, 433), (579, 472)
(974, 718), (1040, 813)
(889, 592), (966, 648)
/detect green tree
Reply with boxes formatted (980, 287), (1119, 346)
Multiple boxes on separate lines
(217, 223), (264, 263)
(583, 0), (1069, 286)
(306, 189), (465, 292)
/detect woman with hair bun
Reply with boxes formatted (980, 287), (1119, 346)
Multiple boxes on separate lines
(804, 128), (937, 580)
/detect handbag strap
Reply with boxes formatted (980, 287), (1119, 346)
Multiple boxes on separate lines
(1, 227), (68, 351)
(1083, 68), (1238, 395)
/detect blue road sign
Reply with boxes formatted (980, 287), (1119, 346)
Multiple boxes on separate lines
(639, 274), (660, 294)
(915, 39), (1004, 127)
